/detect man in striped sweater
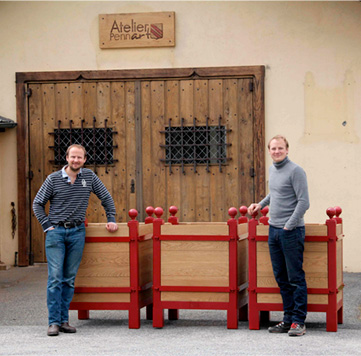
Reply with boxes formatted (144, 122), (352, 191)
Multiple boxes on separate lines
(33, 144), (118, 336)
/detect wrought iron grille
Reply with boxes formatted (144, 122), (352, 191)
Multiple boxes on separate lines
(50, 119), (117, 172)
(160, 117), (231, 174)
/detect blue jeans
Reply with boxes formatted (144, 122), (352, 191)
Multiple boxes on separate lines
(45, 224), (85, 326)
(268, 225), (307, 324)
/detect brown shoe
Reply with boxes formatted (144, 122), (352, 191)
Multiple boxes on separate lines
(47, 324), (59, 336)
(59, 322), (76, 333)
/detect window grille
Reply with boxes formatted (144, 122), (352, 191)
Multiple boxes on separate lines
(160, 117), (231, 174)
(49, 118), (117, 172)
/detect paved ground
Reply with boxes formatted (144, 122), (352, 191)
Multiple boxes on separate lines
(0, 264), (360, 356)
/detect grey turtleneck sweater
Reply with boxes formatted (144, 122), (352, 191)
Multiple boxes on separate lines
(259, 156), (310, 230)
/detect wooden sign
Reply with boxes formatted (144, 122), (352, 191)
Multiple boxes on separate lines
(99, 12), (175, 49)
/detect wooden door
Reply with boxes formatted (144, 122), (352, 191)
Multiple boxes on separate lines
(29, 81), (137, 262)
(140, 78), (255, 222)
(22, 66), (264, 264)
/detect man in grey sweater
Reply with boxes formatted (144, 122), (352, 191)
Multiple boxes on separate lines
(248, 135), (310, 336)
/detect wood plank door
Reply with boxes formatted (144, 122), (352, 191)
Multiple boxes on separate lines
(27, 68), (264, 263)
(28, 81), (137, 262)
(140, 77), (255, 222)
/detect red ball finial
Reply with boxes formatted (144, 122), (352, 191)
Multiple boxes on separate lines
(326, 207), (336, 219)
(261, 206), (269, 216)
(228, 207), (237, 219)
(335, 206), (342, 217)
(239, 206), (248, 216)
(146, 206), (154, 217)
(154, 207), (164, 218)
(128, 209), (138, 220)
(169, 205), (178, 217)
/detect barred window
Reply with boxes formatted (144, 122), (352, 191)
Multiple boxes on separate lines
(161, 117), (231, 174)
(51, 122), (115, 167)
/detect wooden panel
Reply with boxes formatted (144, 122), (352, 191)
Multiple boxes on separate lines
(194, 80), (210, 221)
(150, 81), (167, 210)
(96, 82), (113, 223)
(337, 239), (343, 287)
(209, 79), (225, 221)
(82, 82), (100, 222)
(238, 238), (248, 285)
(72, 293), (130, 303)
(165, 80), (181, 212)
(257, 293), (328, 305)
(223, 79), (240, 214)
(336, 224), (342, 237)
(82, 242), (129, 253)
(161, 240), (229, 286)
(238, 223), (248, 237)
(75, 242), (130, 287)
(43, 84), (57, 177)
(138, 223), (153, 237)
(139, 239), (153, 286)
(179, 80), (196, 221)
(29, 84), (45, 262)
(125, 81), (137, 210)
(238, 78), (254, 208)
(161, 223), (229, 236)
(111, 81), (128, 222)
(140, 81), (154, 211)
(337, 289), (343, 303)
(161, 240), (228, 251)
(161, 292), (229, 302)
(306, 224), (328, 236)
(85, 223), (129, 237)
(257, 225), (269, 235)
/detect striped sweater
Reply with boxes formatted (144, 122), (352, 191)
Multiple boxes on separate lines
(33, 167), (116, 231)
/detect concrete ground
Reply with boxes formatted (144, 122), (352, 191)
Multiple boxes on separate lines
(0, 264), (360, 356)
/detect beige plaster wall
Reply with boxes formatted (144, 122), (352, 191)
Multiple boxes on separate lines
(0, 1), (360, 271)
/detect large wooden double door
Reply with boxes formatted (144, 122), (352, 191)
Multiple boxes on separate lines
(18, 67), (265, 264)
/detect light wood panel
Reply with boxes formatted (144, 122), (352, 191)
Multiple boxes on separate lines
(161, 292), (229, 303)
(72, 293), (130, 303)
(160, 240), (229, 287)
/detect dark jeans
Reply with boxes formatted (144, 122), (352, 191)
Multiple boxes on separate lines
(45, 224), (86, 326)
(268, 225), (307, 324)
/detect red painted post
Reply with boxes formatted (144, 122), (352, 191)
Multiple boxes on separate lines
(248, 212), (260, 330)
(227, 207), (239, 329)
(168, 205), (179, 225)
(153, 207), (165, 328)
(145, 206), (155, 224)
(259, 207), (269, 225)
(168, 205), (180, 320)
(238, 206), (248, 224)
(78, 310), (89, 319)
(326, 207), (338, 332)
(128, 209), (140, 329)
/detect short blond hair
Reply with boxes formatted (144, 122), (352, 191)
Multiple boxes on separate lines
(66, 144), (87, 158)
(268, 135), (289, 149)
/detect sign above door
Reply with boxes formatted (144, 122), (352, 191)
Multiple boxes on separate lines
(99, 12), (175, 49)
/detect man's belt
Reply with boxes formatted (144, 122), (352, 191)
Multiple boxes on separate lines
(57, 221), (83, 229)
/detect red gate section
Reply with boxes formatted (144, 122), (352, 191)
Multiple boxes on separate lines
(152, 206), (249, 329)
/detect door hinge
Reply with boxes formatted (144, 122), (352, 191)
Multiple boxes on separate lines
(249, 81), (254, 92)
(28, 170), (34, 180)
(250, 168), (255, 177)
(25, 87), (32, 97)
